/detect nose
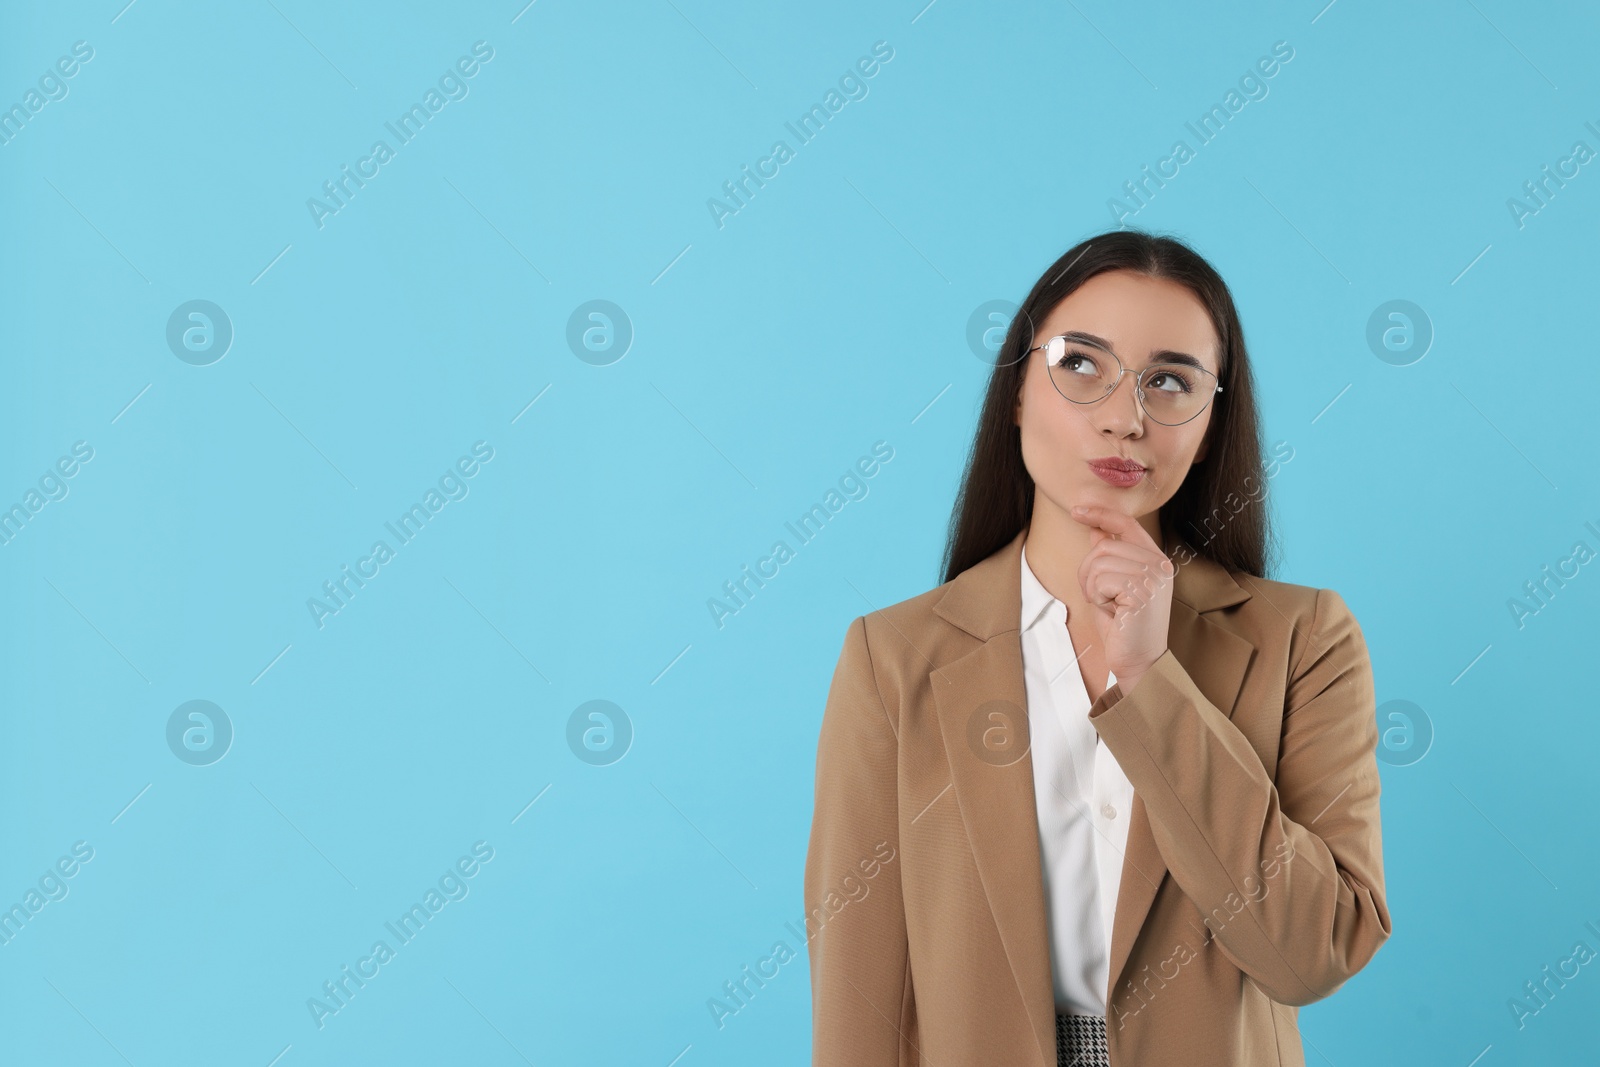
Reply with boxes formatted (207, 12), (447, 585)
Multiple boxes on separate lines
(1094, 370), (1145, 437)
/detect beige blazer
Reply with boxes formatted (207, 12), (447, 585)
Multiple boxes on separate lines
(804, 528), (1391, 1066)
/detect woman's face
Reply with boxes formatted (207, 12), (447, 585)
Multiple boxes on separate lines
(1013, 269), (1222, 530)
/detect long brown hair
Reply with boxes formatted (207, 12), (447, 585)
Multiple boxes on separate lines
(940, 229), (1277, 585)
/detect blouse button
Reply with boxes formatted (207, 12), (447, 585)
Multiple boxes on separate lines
(1100, 802), (1118, 820)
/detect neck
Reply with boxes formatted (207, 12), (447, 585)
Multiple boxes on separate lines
(1022, 497), (1164, 615)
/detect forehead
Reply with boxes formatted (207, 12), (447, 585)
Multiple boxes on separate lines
(1035, 270), (1221, 372)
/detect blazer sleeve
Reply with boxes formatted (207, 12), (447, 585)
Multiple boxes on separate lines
(804, 614), (911, 1064)
(1086, 587), (1393, 1007)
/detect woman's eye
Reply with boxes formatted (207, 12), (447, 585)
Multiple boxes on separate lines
(1062, 352), (1098, 375)
(1147, 370), (1193, 393)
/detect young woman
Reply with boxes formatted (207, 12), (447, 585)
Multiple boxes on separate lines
(804, 230), (1392, 1066)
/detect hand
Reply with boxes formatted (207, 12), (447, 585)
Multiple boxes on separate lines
(1069, 504), (1175, 694)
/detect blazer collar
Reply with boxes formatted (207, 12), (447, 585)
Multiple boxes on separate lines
(935, 526), (1251, 641)
(928, 527), (1255, 1067)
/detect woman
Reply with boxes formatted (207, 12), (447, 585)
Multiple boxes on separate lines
(803, 230), (1391, 1066)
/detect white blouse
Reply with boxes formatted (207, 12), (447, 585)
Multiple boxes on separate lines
(1019, 539), (1137, 1016)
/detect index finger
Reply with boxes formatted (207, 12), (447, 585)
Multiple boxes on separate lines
(1069, 504), (1158, 550)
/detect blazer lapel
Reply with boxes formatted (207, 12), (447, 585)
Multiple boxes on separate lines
(929, 527), (1254, 1063)
(930, 628), (1057, 1066)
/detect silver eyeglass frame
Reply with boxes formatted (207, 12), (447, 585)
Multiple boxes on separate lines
(1026, 334), (1223, 427)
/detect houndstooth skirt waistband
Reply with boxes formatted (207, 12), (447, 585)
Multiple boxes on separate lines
(1056, 1011), (1110, 1067)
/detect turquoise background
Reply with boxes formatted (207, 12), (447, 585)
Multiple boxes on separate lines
(3, 0), (1598, 1063)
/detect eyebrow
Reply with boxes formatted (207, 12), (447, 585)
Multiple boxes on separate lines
(1058, 330), (1215, 373)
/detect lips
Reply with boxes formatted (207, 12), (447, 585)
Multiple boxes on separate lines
(1089, 457), (1146, 473)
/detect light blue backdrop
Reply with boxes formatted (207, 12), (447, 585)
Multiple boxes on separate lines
(3, 1), (1597, 1064)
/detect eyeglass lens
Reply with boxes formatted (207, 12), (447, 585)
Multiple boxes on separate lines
(1042, 337), (1215, 425)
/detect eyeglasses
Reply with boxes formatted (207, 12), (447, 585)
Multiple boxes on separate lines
(1026, 334), (1222, 426)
